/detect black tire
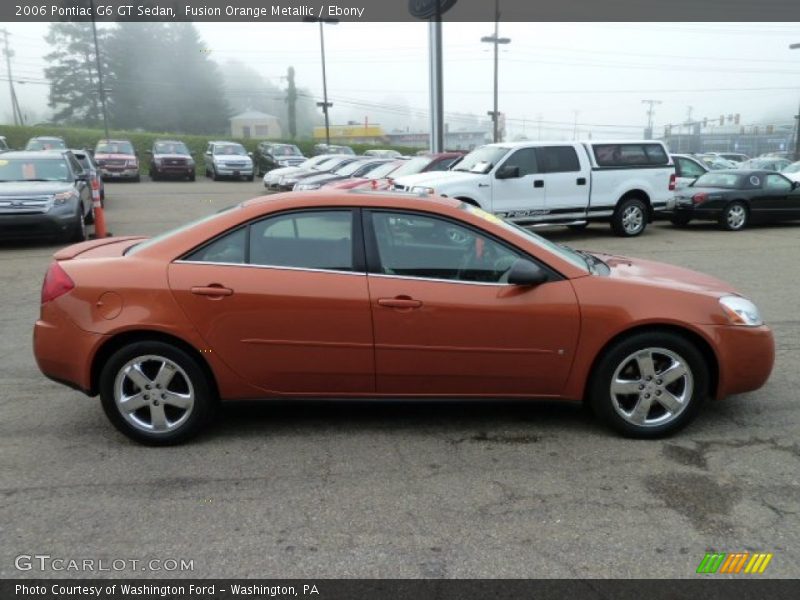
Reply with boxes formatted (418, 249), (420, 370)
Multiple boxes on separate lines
(670, 213), (691, 227)
(69, 206), (87, 243)
(133, 174), (141, 183)
(611, 196), (648, 237)
(589, 331), (708, 438)
(150, 170), (159, 181)
(99, 341), (214, 446)
(84, 203), (95, 225)
(188, 172), (196, 182)
(718, 201), (748, 231)
(567, 223), (589, 231)
(248, 174), (255, 182)
(212, 167), (220, 181)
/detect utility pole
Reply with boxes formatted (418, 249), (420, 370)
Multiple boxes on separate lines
(641, 99), (661, 139)
(88, 0), (110, 139)
(790, 43), (800, 161)
(481, 0), (510, 143)
(286, 66), (297, 140)
(572, 110), (580, 140)
(1, 29), (23, 126)
(304, 17), (338, 147)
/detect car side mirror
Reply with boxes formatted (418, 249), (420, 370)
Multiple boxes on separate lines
(792, 181), (800, 190)
(496, 165), (520, 179)
(75, 172), (88, 181)
(248, 151), (254, 157)
(507, 259), (548, 286)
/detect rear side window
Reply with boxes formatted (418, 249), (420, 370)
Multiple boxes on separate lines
(593, 143), (669, 167)
(536, 146), (580, 173)
(186, 228), (247, 264)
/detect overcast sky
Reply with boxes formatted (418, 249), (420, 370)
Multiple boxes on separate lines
(3, 21), (800, 139)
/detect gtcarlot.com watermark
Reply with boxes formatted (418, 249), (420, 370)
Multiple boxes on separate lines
(15, 554), (194, 573)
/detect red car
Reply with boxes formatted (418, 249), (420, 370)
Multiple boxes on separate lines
(93, 139), (140, 182)
(34, 192), (774, 445)
(325, 152), (464, 192)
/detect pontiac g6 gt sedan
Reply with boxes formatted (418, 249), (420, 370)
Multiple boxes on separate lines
(33, 192), (774, 445)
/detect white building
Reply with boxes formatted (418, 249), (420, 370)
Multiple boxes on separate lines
(230, 110), (282, 139)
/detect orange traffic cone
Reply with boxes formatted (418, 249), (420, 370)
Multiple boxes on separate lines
(91, 176), (110, 238)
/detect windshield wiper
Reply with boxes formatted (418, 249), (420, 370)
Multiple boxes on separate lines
(561, 245), (604, 272)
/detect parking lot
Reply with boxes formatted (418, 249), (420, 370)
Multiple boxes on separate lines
(1, 178), (798, 578)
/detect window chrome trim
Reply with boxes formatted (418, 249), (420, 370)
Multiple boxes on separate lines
(367, 272), (516, 287)
(173, 259), (365, 277)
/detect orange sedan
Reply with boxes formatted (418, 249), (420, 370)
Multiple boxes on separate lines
(33, 192), (775, 445)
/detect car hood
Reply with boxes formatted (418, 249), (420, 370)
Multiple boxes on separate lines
(267, 165), (306, 177)
(0, 181), (74, 196)
(393, 170), (480, 189)
(595, 252), (736, 296)
(95, 153), (136, 161)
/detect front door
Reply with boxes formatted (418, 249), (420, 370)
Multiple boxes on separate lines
(491, 147), (547, 218)
(364, 209), (581, 396)
(168, 209), (374, 395)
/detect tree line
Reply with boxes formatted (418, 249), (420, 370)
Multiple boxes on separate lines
(44, 22), (318, 137)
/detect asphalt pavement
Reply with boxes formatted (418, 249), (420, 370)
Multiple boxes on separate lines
(0, 177), (798, 578)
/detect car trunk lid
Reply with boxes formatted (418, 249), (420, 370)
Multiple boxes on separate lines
(53, 236), (147, 260)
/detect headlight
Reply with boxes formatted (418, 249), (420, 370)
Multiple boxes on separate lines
(153, 158), (162, 166)
(127, 160), (138, 168)
(719, 296), (763, 327)
(283, 178), (298, 186)
(411, 186), (435, 196)
(53, 191), (77, 205)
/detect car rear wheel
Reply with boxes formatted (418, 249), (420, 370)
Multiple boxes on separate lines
(99, 341), (214, 445)
(589, 331), (708, 438)
(611, 197), (648, 237)
(719, 201), (748, 231)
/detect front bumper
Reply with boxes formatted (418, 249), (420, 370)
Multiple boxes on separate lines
(705, 324), (775, 399)
(214, 164), (254, 177)
(154, 164), (195, 177)
(99, 168), (139, 180)
(0, 210), (76, 240)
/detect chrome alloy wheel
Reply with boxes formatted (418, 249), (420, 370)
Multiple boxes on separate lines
(621, 205), (645, 235)
(609, 347), (693, 427)
(726, 204), (747, 230)
(113, 355), (195, 434)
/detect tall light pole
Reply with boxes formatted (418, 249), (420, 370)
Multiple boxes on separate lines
(305, 17), (338, 147)
(481, 0), (510, 143)
(790, 43), (800, 161)
(641, 99), (661, 140)
(89, 0), (110, 139)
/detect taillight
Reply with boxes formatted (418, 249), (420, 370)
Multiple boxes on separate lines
(41, 262), (74, 304)
(692, 192), (708, 205)
(668, 173), (676, 191)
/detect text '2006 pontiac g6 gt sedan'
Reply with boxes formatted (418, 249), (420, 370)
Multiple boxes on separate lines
(33, 192), (774, 445)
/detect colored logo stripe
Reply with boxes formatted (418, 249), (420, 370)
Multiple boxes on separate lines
(697, 552), (773, 574)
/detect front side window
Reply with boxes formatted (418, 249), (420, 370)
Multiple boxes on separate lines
(250, 211), (354, 271)
(501, 148), (538, 177)
(371, 212), (521, 284)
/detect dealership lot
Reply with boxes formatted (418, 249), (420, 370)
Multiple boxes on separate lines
(1, 179), (798, 578)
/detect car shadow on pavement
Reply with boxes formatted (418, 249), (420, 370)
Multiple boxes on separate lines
(203, 399), (598, 443)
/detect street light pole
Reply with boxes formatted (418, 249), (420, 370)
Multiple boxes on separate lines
(790, 43), (800, 161)
(481, 0), (510, 143)
(89, 0), (110, 139)
(305, 17), (338, 147)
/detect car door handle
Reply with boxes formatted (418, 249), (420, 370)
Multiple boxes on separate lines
(377, 297), (423, 309)
(533, 180), (544, 188)
(191, 285), (233, 297)
(478, 183), (490, 187)
(576, 177), (587, 185)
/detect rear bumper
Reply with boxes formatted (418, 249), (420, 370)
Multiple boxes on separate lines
(33, 305), (106, 394)
(706, 324), (775, 399)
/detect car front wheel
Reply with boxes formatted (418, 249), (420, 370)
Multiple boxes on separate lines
(589, 331), (708, 438)
(99, 341), (214, 445)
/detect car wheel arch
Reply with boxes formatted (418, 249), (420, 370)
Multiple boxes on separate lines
(617, 189), (652, 215)
(455, 196), (481, 207)
(89, 329), (219, 401)
(580, 323), (719, 404)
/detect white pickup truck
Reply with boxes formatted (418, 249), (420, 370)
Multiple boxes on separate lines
(392, 140), (676, 237)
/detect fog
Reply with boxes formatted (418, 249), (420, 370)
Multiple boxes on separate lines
(3, 21), (800, 139)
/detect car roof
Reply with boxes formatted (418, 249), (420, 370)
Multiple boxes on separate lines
(30, 136), (64, 141)
(210, 140), (243, 145)
(97, 139), (132, 143)
(154, 139), (185, 144)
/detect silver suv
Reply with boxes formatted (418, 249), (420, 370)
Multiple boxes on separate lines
(203, 141), (254, 181)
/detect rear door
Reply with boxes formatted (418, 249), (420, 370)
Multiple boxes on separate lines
(363, 208), (581, 396)
(168, 209), (375, 395)
(534, 145), (589, 218)
(491, 147), (547, 218)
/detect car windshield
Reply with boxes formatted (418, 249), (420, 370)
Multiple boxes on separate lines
(460, 204), (588, 273)
(273, 145), (302, 157)
(214, 144), (247, 156)
(315, 157), (346, 171)
(452, 146), (510, 174)
(154, 142), (190, 155)
(26, 138), (66, 151)
(783, 162), (800, 174)
(96, 141), (134, 154)
(297, 156), (329, 169)
(335, 161), (372, 176)
(693, 172), (742, 188)
(366, 161), (402, 179)
(0, 157), (71, 182)
(390, 156), (431, 177)
(330, 146), (354, 155)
